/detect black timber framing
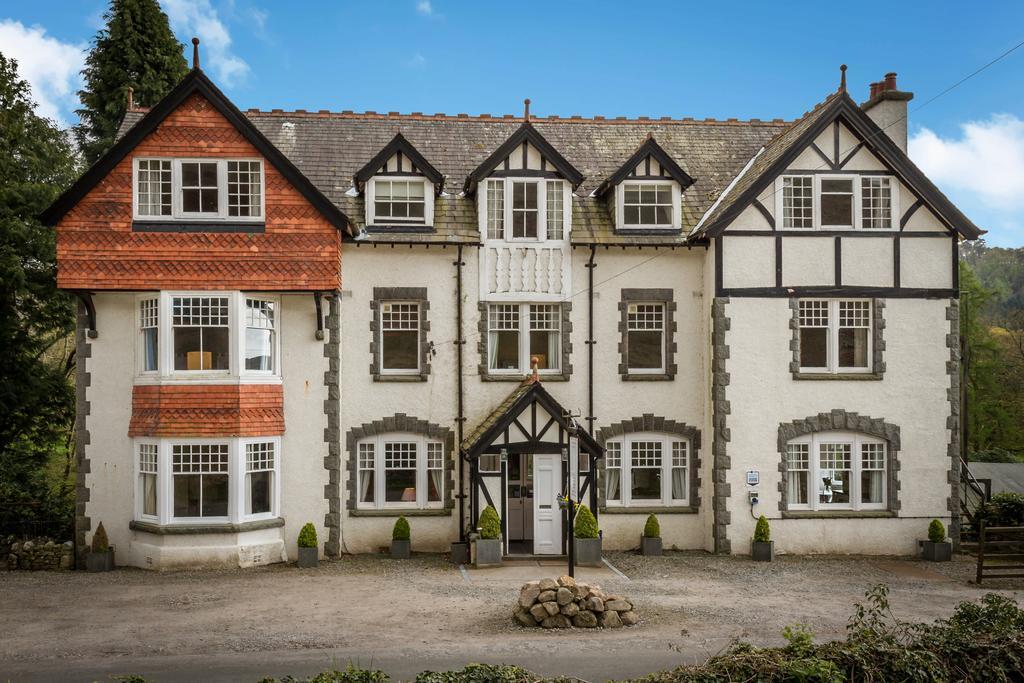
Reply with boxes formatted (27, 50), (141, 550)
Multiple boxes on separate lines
(353, 132), (445, 192)
(694, 93), (982, 240)
(464, 122), (584, 194)
(39, 68), (352, 233)
(594, 135), (695, 197)
(132, 221), (264, 233)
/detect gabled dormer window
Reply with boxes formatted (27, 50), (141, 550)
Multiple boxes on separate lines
(368, 178), (430, 226)
(133, 158), (264, 222)
(596, 136), (692, 232)
(482, 178), (569, 242)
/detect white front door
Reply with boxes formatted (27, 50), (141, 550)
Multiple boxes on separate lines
(533, 453), (562, 555)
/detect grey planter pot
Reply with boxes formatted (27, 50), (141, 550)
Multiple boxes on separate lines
(474, 538), (502, 567)
(575, 537), (602, 567)
(751, 540), (774, 562)
(85, 548), (114, 572)
(391, 539), (411, 559)
(297, 546), (319, 568)
(640, 536), (662, 556)
(923, 540), (952, 562)
(450, 542), (470, 565)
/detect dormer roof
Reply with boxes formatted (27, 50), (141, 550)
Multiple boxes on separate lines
(354, 132), (445, 193)
(463, 121), (584, 194)
(594, 135), (695, 197)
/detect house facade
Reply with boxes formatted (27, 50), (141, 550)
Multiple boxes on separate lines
(43, 59), (980, 569)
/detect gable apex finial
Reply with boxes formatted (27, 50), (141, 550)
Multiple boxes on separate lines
(192, 37), (200, 70)
(839, 64), (847, 93)
(524, 98), (531, 122)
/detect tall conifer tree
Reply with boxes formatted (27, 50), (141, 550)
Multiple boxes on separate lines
(74, 0), (188, 164)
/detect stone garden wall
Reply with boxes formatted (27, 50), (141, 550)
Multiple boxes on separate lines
(2, 536), (74, 570)
(513, 575), (638, 629)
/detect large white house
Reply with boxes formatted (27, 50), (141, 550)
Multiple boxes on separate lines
(42, 58), (980, 568)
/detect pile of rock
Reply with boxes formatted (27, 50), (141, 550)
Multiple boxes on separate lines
(513, 575), (638, 629)
(2, 536), (74, 571)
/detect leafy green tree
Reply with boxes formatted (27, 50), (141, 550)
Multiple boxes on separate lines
(74, 0), (188, 164)
(0, 54), (80, 533)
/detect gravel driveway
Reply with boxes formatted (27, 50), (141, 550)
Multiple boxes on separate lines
(1, 552), (1020, 682)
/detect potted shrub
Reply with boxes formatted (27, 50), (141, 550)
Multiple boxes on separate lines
(391, 516), (411, 559)
(574, 504), (602, 567)
(751, 515), (773, 562)
(641, 514), (662, 556)
(922, 519), (952, 562)
(297, 522), (319, 568)
(474, 505), (502, 567)
(85, 522), (114, 572)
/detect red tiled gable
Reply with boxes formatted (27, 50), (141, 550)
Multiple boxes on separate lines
(56, 93), (341, 291)
(128, 384), (285, 437)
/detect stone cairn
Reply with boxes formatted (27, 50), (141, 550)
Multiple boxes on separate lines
(514, 575), (638, 629)
(2, 536), (74, 571)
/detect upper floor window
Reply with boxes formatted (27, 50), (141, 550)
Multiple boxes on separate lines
(136, 292), (279, 379)
(625, 303), (665, 374)
(605, 433), (690, 507)
(785, 431), (886, 511)
(133, 158), (264, 222)
(356, 434), (444, 510)
(369, 178), (429, 225)
(486, 303), (561, 375)
(779, 174), (896, 230)
(380, 302), (421, 374)
(483, 178), (568, 242)
(615, 181), (681, 230)
(798, 299), (871, 373)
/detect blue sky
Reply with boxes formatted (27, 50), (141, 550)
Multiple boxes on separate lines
(3, 1), (1023, 245)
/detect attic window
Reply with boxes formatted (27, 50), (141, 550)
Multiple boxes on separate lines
(367, 177), (433, 228)
(133, 158), (264, 222)
(616, 181), (680, 230)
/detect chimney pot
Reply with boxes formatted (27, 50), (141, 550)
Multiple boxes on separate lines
(524, 98), (531, 121)
(870, 82), (879, 99)
(884, 72), (897, 91)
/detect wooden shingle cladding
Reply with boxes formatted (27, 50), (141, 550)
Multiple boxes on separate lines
(128, 384), (285, 437)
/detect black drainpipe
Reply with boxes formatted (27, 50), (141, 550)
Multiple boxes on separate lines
(586, 245), (597, 432)
(455, 244), (466, 541)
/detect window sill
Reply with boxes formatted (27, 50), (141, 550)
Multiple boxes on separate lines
(365, 225), (435, 234)
(780, 510), (896, 519)
(132, 221), (265, 233)
(133, 375), (283, 386)
(482, 373), (570, 382)
(621, 373), (674, 381)
(129, 517), (285, 535)
(600, 506), (697, 515)
(373, 374), (428, 382)
(349, 508), (452, 518)
(792, 372), (883, 381)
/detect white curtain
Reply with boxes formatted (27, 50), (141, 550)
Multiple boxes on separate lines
(605, 468), (620, 501)
(143, 473), (157, 515)
(547, 330), (559, 369)
(671, 467), (686, 500)
(787, 471), (806, 504)
(359, 470), (373, 503)
(488, 331), (498, 369)
(429, 469), (443, 502)
(866, 471), (883, 503)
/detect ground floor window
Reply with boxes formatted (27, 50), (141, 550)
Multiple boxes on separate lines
(785, 430), (887, 511)
(604, 433), (690, 507)
(134, 437), (280, 524)
(357, 433), (444, 510)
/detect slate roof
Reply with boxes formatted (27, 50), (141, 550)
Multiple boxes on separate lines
(118, 108), (790, 245)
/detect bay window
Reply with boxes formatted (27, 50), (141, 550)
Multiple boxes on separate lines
(797, 299), (871, 373)
(785, 431), (887, 511)
(604, 433), (690, 507)
(482, 178), (569, 241)
(133, 158), (264, 221)
(356, 434), (445, 510)
(135, 292), (280, 379)
(487, 303), (562, 374)
(777, 174), (897, 230)
(133, 437), (281, 524)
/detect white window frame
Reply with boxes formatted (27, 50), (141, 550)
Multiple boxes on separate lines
(603, 433), (691, 508)
(132, 157), (265, 222)
(479, 177), (571, 243)
(625, 301), (666, 375)
(615, 180), (681, 231)
(774, 173), (899, 231)
(785, 431), (887, 511)
(797, 299), (873, 374)
(365, 177), (434, 227)
(355, 433), (445, 511)
(486, 302), (562, 376)
(379, 300), (421, 375)
(135, 291), (281, 383)
(138, 295), (160, 375)
(132, 436), (282, 525)
(779, 174), (815, 229)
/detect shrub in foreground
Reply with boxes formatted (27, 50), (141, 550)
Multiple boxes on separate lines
(574, 504), (598, 539)
(478, 505), (500, 540)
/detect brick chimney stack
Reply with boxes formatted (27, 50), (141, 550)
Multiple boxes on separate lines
(861, 71), (914, 152)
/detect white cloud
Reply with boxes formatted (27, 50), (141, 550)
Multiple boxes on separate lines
(416, 0), (433, 15)
(405, 52), (426, 70)
(0, 20), (86, 124)
(162, 0), (250, 86)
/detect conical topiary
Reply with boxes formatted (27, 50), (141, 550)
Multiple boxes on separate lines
(91, 522), (109, 553)
(643, 514), (661, 539)
(297, 522), (318, 548)
(754, 515), (771, 543)
(574, 505), (599, 539)
(393, 516), (411, 541)
(478, 505), (501, 539)
(928, 519), (946, 544)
